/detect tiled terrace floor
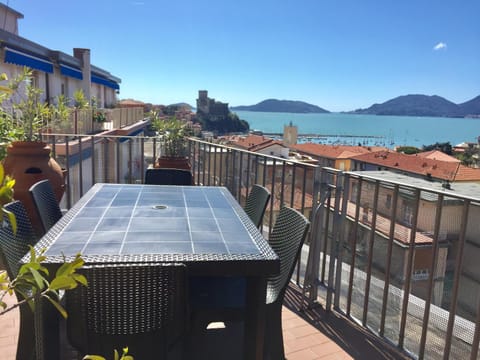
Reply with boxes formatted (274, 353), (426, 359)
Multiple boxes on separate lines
(1, 284), (411, 360)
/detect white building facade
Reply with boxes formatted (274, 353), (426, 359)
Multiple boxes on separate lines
(0, 3), (120, 108)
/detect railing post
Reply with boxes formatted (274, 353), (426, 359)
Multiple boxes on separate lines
(361, 179), (380, 326)
(140, 138), (145, 183)
(444, 200), (470, 359)
(325, 171), (344, 311)
(398, 188), (421, 349)
(334, 172), (349, 309)
(64, 136), (71, 209)
(302, 167), (333, 310)
(78, 137), (84, 196)
(346, 176), (363, 317)
(379, 183), (400, 337)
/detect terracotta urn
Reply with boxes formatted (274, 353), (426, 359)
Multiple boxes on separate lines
(154, 156), (191, 170)
(2, 141), (65, 236)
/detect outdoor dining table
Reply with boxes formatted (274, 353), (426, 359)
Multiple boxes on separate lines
(25, 183), (280, 360)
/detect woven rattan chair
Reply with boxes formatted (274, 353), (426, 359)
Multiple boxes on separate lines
(145, 168), (193, 185)
(190, 206), (309, 360)
(243, 184), (270, 229)
(29, 179), (63, 235)
(263, 206), (309, 359)
(0, 200), (54, 360)
(65, 263), (189, 359)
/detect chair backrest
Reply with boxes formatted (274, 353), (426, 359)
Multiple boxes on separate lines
(0, 200), (37, 280)
(266, 206), (310, 305)
(0, 201), (45, 360)
(244, 184), (271, 228)
(145, 168), (193, 185)
(66, 262), (188, 358)
(29, 179), (63, 235)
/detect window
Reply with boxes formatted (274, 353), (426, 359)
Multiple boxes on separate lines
(386, 194), (392, 209)
(350, 182), (358, 202)
(412, 269), (429, 281)
(403, 201), (413, 225)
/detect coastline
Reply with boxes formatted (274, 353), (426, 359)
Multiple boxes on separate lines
(235, 111), (479, 149)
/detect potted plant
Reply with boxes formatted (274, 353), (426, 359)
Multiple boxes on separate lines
(0, 68), (65, 235)
(150, 111), (192, 170)
(0, 163), (15, 234)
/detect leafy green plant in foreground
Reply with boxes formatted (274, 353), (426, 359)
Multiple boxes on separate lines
(83, 347), (134, 360)
(0, 244), (134, 359)
(0, 248), (86, 317)
(0, 163), (16, 233)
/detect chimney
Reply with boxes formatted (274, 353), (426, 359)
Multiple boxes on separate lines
(73, 48), (91, 100)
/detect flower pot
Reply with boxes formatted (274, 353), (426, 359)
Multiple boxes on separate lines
(2, 141), (66, 236)
(155, 156), (191, 171)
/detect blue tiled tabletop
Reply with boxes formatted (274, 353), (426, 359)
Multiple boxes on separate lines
(28, 184), (279, 275)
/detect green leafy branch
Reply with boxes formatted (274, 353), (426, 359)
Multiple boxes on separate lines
(0, 163), (16, 233)
(84, 347), (134, 360)
(0, 248), (86, 317)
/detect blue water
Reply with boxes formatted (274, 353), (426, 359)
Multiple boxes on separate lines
(235, 111), (480, 149)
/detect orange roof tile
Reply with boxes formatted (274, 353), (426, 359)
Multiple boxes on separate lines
(454, 166), (480, 182)
(292, 143), (382, 159)
(227, 134), (275, 151)
(251, 140), (287, 152)
(350, 150), (476, 181)
(416, 150), (460, 163)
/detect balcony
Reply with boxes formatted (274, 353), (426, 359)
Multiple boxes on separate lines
(3, 132), (480, 359)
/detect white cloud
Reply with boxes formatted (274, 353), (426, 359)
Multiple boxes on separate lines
(433, 42), (447, 51)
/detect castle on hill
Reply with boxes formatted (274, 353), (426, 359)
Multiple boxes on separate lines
(196, 90), (229, 119)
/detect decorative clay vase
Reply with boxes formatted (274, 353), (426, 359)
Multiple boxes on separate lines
(154, 156), (191, 170)
(3, 141), (65, 236)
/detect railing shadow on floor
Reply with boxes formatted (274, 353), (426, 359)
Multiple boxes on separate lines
(283, 283), (413, 360)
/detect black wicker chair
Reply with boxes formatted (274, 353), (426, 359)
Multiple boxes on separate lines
(0, 200), (54, 360)
(145, 168), (193, 185)
(29, 179), (63, 235)
(190, 206), (309, 360)
(65, 263), (189, 359)
(243, 184), (270, 229)
(263, 206), (309, 359)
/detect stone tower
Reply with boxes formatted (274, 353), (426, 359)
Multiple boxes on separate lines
(283, 121), (298, 146)
(197, 90), (209, 114)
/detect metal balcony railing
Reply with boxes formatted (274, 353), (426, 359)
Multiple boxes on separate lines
(42, 132), (480, 359)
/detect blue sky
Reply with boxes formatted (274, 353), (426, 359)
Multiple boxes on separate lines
(10, 0), (480, 112)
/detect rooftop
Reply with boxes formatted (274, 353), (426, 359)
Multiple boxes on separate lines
(351, 150), (480, 182)
(352, 170), (480, 201)
(292, 143), (382, 159)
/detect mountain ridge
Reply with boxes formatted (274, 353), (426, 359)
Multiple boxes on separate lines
(229, 94), (480, 117)
(350, 94), (480, 117)
(231, 99), (329, 114)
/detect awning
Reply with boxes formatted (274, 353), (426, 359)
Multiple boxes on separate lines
(91, 74), (120, 90)
(60, 64), (83, 80)
(4, 48), (53, 73)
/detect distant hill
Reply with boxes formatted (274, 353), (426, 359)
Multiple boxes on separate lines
(350, 94), (480, 117)
(231, 99), (329, 113)
(458, 95), (480, 116)
(169, 102), (194, 110)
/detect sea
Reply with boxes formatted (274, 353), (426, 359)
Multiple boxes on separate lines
(235, 111), (480, 149)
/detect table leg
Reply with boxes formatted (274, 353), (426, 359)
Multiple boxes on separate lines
(244, 276), (267, 360)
